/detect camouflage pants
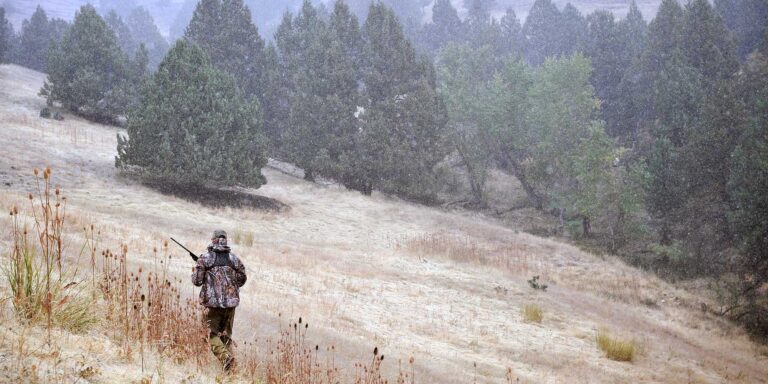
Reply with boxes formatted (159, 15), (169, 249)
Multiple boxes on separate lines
(205, 307), (236, 365)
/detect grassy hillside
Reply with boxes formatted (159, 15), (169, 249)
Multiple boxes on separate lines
(0, 64), (766, 383)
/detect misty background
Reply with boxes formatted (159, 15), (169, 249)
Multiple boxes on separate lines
(2, 0), (662, 39)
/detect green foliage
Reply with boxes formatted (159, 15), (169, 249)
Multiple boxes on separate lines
(522, 0), (562, 65)
(352, 3), (449, 202)
(13, 6), (68, 72)
(41, 5), (135, 124)
(104, 10), (136, 57)
(420, 0), (464, 54)
(727, 51), (768, 339)
(125, 7), (169, 70)
(438, 43), (500, 205)
(715, 0), (768, 59)
(116, 40), (267, 189)
(0, 7), (11, 63)
(185, 0), (266, 99)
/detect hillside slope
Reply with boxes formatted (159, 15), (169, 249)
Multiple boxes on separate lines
(0, 64), (766, 383)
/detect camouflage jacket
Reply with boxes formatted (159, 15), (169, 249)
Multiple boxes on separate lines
(191, 250), (247, 308)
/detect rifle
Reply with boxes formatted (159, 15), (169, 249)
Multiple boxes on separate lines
(170, 237), (199, 262)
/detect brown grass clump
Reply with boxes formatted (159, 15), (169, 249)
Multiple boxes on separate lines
(3, 168), (99, 334)
(596, 328), (636, 362)
(522, 304), (543, 324)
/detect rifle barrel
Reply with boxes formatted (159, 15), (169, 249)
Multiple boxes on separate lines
(170, 237), (199, 262)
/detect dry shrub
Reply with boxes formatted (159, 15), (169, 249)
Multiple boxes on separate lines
(98, 245), (210, 366)
(596, 328), (635, 362)
(3, 168), (99, 333)
(238, 315), (414, 384)
(522, 304), (543, 323)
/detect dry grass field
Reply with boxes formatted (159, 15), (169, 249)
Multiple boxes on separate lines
(1, 64), (767, 383)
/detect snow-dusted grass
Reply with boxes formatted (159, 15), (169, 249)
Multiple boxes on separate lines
(1, 64), (766, 383)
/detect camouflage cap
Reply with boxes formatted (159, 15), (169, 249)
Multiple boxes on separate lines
(212, 229), (227, 239)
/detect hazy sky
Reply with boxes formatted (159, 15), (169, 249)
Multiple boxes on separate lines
(2, 0), (662, 37)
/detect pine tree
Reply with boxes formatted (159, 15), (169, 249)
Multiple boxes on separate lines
(560, 4), (587, 56)
(353, 3), (449, 201)
(15, 6), (68, 72)
(280, 0), (329, 181)
(0, 7), (11, 63)
(420, 0), (464, 55)
(105, 10), (137, 57)
(125, 7), (169, 70)
(185, 0), (266, 99)
(116, 40), (267, 188)
(727, 48), (768, 338)
(41, 5), (130, 123)
(523, 0), (562, 65)
(682, 0), (739, 83)
(499, 8), (524, 58)
(586, 10), (624, 136)
(715, 0), (768, 59)
(613, 0), (647, 140)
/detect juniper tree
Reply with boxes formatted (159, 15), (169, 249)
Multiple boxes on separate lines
(278, 0), (329, 181)
(420, 0), (464, 55)
(499, 8), (524, 58)
(104, 10), (137, 58)
(523, 0), (562, 65)
(613, 0), (647, 141)
(560, 4), (587, 56)
(116, 40), (267, 188)
(41, 5), (131, 123)
(14, 6), (68, 72)
(728, 49), (768, 338)
(585, 11), (624, 137)
(185, 0), (266, 99)
(125, 7), (169, 70)
(715, 0), (768, 59)
(352, 3), (449, 201)
(0, 7), (10, 63)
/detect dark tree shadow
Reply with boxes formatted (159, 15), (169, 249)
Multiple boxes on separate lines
(143, 180), (289, 212)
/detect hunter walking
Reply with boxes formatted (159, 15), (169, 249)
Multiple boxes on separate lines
(191, 230), (247, 371)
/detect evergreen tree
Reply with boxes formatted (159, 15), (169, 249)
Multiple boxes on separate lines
(126, 7), (169, 70)
(14, 6), (68, 72)
(170, 0), (198, 41)
(498, 8), (524, 58)
(560, 3), (587, 56)
(279, 0), (329, 181)
(0, 7), (11, 63)
(715, 0), (768, 59)
(185, 0), (266, 99)
(352, 3), (449, 201)
(105, 10), (137, 57)
(523, 0), (562, 65)
(586, 10), (624, 136)
(41, 5), (132, 123)
(613, 1), (647, 140)
(674, 0), (740, 272)
(116, 40), (267, 188)
(682, 0), (739, 83)
(728, 49), (768, 338)
(421, 0), (464, 55)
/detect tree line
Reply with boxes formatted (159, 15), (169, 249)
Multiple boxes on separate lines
(0, 0), (766, 339)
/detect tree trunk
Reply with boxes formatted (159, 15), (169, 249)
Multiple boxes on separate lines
(497, 153), (544, 210)
(304, 168), (315, 182)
